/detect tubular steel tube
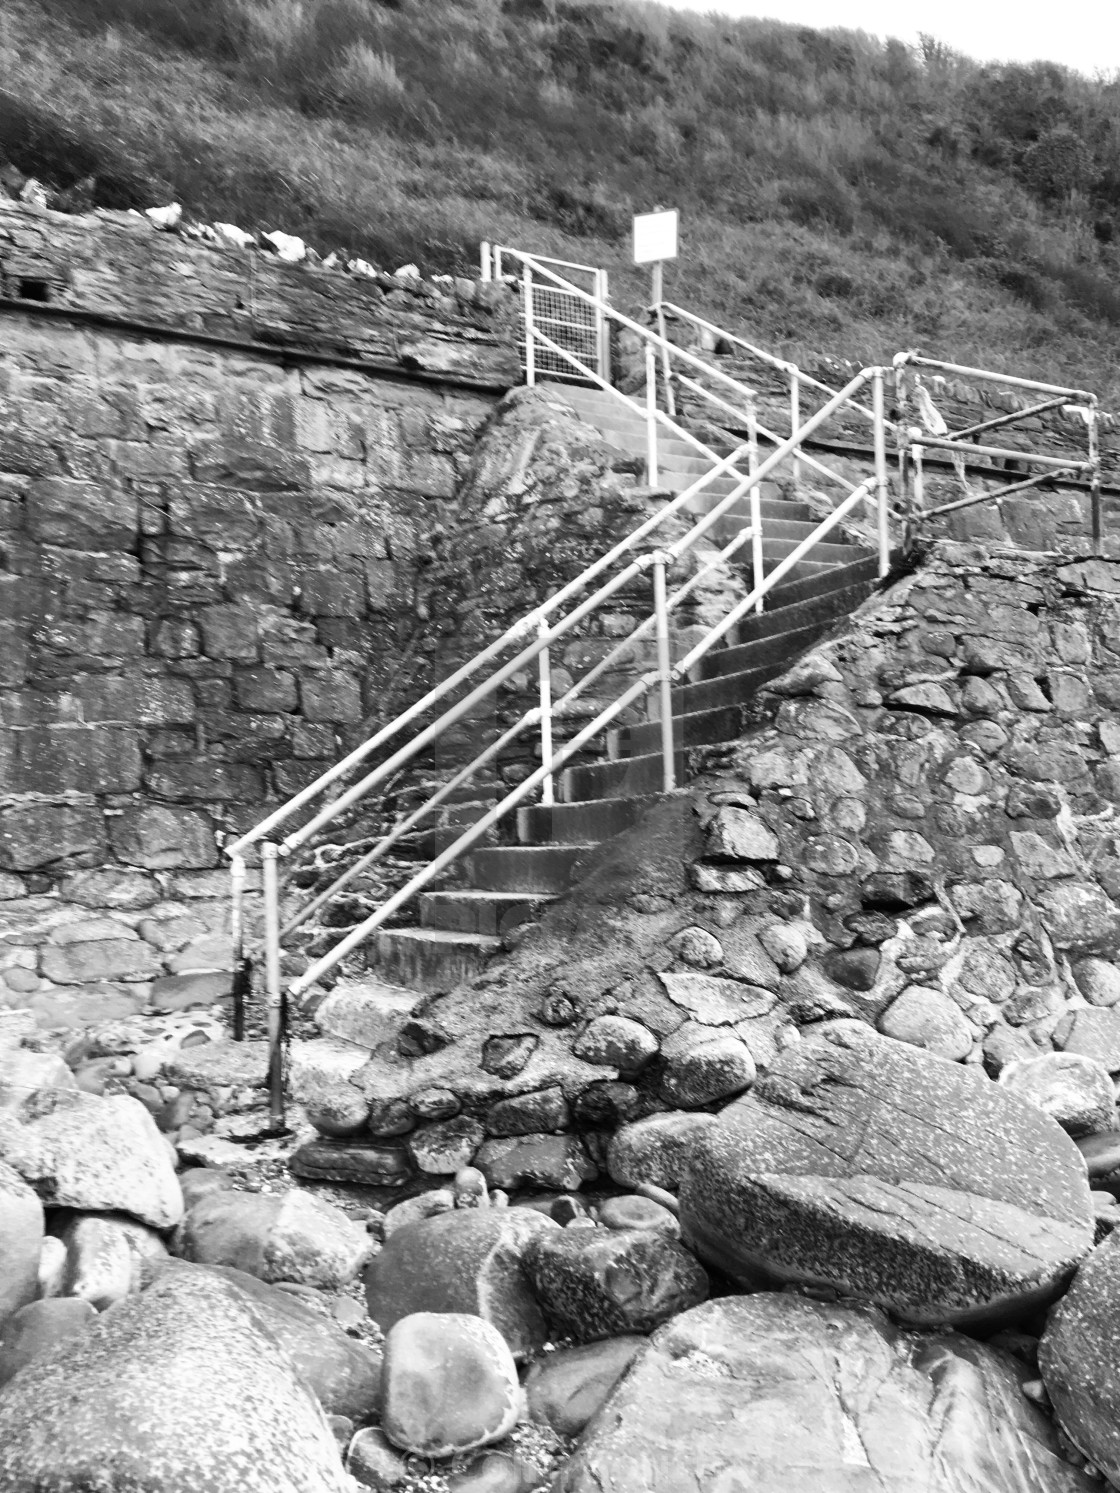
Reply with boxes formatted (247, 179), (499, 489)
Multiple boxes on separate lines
(905, 433), (1090, 471)
(652, 553), (676, 793)
(646, 344), (659, 487)
(950, 396), (1069, 442)
(523, 264), (536, 387)
(1089, 404), (1103, 556)
(790, 369), (802, 492)
(913, 445), (925, 515)
(872, 369), (890, 578)
(900, 354), (1093, 401)
(229, 854), (247, 1042)
(538, 618), (555, 807)
(261, 844), (285, 1129)
(915, 465), (1079, 519)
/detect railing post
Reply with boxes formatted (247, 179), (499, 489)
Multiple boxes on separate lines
(523, 263), (536, 387)
(261, 842), (285, 1130)
(596, 268), (611, 385)
(789, 366), (801, 492)
(537, 617), (555, 807)
(653, 276), (676, 420)
(872, 367), (890, 578)
(912, 443), (925, 520)
(646, 344), (659, 487)
(748, 395), (764, 613)
(1088, 401), (1103, 557)
(229, 853), (247, 1041)
(652, 551), (676, 792)
(479, 240), (491, 281)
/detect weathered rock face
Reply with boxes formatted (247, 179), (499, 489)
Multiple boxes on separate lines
(0, 1161), (43, 1327)
(364, 1207), (557, 1359)
(1, 1094), (182, 1229)
(0, 198), (514, 1031)
(1040, 1231), (1120, 1483)
(679, 1021), (1093, 1326)
(558, 1294), (1098, 1493)
(0, 1266), (349, 1491)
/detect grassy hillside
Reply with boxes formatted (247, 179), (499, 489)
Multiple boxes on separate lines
(4, 0), (1120, 398)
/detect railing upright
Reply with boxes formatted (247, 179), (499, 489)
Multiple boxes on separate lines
(652, 551), (676, 792)
(229, 853), (247, 1041)
(523, 263), (536, 387)
(537, 617), (555, 807)
(596, 269), (611, 386)
(872, 369), (890, 577)
(645, 344), (659, 486)
(747, 396), (764, 613)
(261, 842), (284, 1128)
(1089, 402), (1103, 555)
(789, 367), (801, 492)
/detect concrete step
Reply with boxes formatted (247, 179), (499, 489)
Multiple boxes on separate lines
(517, 792), (663, 845)
(702, 583), (875, 675)
(560, 748), (685, 802)
(435, 798), (501, 852)
(365, 926), (500, 995)
(688, 490), (815, 522)
(757, 551), (882, 611)
(620, 702), (754, 757)
(419, 889), (554, 936)
(710, 529), (860, 568)
(668, 656), (795, 716)
(462, 843), (598, 894)
(312, 977), (419, 1049)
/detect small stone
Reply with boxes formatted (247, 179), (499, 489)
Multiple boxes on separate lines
(1000, 1054), (1117, 1137)
(381, 1313), (520, 1457)
(667, 927), (723, 969)
(481, 1035), (538, 1079)
(661, 1035), (756, 1107)
(574, 1016), (658, 1072)
(408, 1117), (484, 1175)
(607, 1113), (718, 1192)
(878, 986), (974, 1060)
(476, 1134), (598, 1192)
(1073, 959), (1120, 1008)
(704, 807), (779, 862)
(758, 923), (808, 972)
(347, 1427), (410, 1490)
(597, 1195), (679, 1237)
(289, 1138), (412, 1186)
(411, 1088), (461, 1122)
(454, 1167), (489, 1209)
(485, 1088), (570, 1137)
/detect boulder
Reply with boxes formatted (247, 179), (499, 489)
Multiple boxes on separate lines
(3, 1094), (183, 1229)
(289, 1039), (370, 1138)
(174, 1187), (370, 1289)
(0, 1161), (44, 1328)
(475, 1133), (597, 1191)
(347, 1427), (410, 1490)
(525, 1336), (645, 1437)
(56, 1213), (168, 1310)
(200, 1264), (381, 1422)
(606, 1112), (718, 1192)
(0, 1265), (349, 1491)
(597, 1195), (679, 1236)
(558, 1294), (1097, 1492)
(0, 1048), (77, 1120)
(524, 1227), (708, 1343)
(877, 986), (974, 1060)
(679, 1021), (1093, 1326)
(1055, 1007), (1120, 1071)
(660, 1033), (756, 1107)
(365, 1208), (556, 1359)
(999, 1053), (1116, 1137)
(0, 1298), (95, 1388)
(380, 1312), (520, 1458)
(1040, 1231), (1120, 1484)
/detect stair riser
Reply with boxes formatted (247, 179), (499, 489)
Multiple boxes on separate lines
(622, 703), (750, 756)
(561, 751), (685, 802)
(517, 794), (662, 844)
(463, 846), (593, 894)
(665, 662), (785, 718)
(685, 623), (830, 694)
(365, 931), (494, 995)
(419, 893), (551, 936)
(707, 583), (872, 658)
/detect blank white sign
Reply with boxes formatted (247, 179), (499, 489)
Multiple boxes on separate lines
(633, 210), (679, 265)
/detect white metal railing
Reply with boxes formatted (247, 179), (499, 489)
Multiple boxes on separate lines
(892, 353), (1102, 545)
(482, 245), (610, 385)
(228, 297), (892, 1119)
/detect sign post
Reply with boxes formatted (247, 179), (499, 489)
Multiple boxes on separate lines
(633, 208), (679, 417)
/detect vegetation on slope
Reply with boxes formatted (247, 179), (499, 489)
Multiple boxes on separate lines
(4, 0), (1120, 396)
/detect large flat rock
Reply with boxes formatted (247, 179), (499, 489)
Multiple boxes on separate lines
(678, 1020), (1093, 1325)
(557, 1294), (1098, 1493)
(1041, 1231), (1120, 1484)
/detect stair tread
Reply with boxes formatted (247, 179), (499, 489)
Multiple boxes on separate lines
(422, 889), (556, 902)
(378, 926), (501, 949)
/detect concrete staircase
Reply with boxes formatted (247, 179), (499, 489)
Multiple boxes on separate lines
(319, 384), (880, 1032)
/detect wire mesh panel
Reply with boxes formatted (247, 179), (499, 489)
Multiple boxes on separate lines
(490, 247), (608, 384)
(529, 280), (600, 382)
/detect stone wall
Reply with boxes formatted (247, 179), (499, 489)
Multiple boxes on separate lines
(0, 201), (518, 1029)
(337, 543), (1120, 1189)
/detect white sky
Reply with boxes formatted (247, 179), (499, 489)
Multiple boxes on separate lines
(662, 0), (1120, 77)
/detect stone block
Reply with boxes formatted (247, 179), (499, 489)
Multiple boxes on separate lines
(296, 571), (365, 618)
(143, 758), (265, 804)
(35, 612), (145, 662)
(40, 938), (161, 985)
(0, 803), (105, 871)
(299, 670), (362, 723)
(232, 669), (297, 713)
(74, 674), (195, 726)
(1, 726), (141, 794)
(108, 805), (218, 870)
(26, 480), (137, 551)
(197, 606), (261, 662)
